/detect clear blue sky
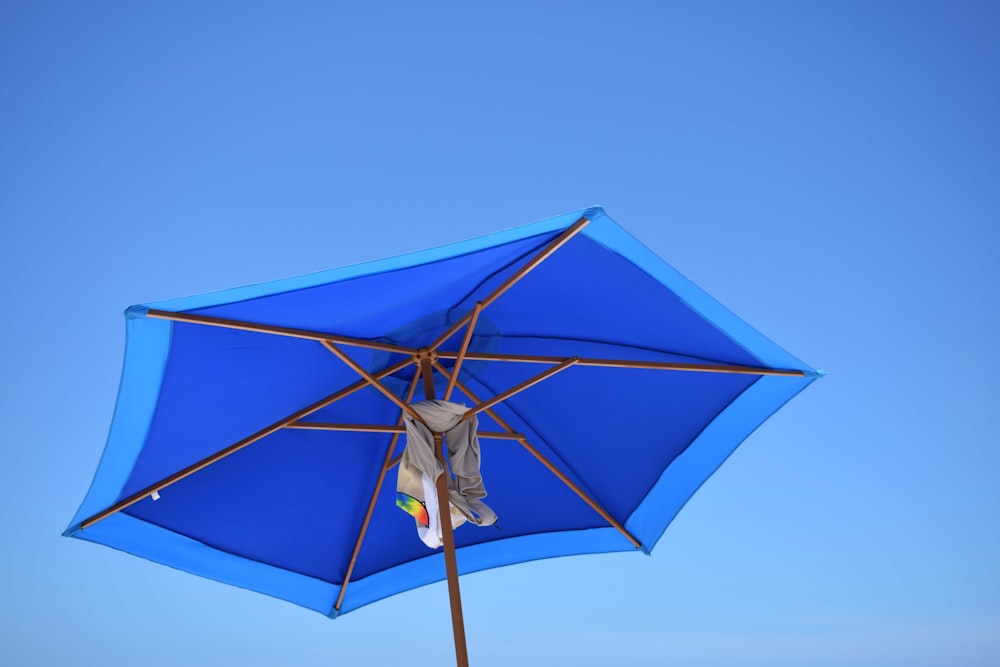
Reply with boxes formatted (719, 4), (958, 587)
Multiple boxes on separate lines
(2, 2), (998, 665)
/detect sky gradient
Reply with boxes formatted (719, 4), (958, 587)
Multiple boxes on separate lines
(2, 2), (998, 665)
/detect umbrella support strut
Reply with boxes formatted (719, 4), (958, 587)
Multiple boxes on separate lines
(334, 373), (423, 613)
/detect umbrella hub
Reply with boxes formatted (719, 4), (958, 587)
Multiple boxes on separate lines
(413, 346), (437, 362)
(371, 308), (500, 394)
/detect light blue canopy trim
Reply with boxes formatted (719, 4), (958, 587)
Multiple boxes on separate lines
(74, 513), (339, 614)
(74, 513), (631, 618)
(66, 315), (172, 533)
(338, 527), (632, 616)
(625, 372), (818, 550)
(579, 216), (813, 373)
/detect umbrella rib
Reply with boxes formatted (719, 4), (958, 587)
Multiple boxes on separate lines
(334, 373), (422, 613)
(432, 361), (642, 549)
(427, 216), (590, 352)
(79, 356), (415, 530)
(436, 350), (805, 377)
(146, 309), (416, 354)
(498, 333), (753, 367)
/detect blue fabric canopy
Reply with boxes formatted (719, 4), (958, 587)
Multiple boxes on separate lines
(66, 207), (819, 617)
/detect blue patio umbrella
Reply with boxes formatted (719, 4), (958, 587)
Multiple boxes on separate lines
(66, 207), (819, 665)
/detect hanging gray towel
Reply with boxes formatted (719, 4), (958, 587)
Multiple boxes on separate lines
(396, 400), (497, 548)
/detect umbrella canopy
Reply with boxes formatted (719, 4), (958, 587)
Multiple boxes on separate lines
(66, 207), (819, 659)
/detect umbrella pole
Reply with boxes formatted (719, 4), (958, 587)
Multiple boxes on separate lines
(421, 354), (470, 667)
(435, 432), (470, 667)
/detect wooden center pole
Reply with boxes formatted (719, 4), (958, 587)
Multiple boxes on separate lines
(420, 352), (469, 667)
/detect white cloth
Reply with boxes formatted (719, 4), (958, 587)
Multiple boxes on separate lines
(396, 400), (497, 548)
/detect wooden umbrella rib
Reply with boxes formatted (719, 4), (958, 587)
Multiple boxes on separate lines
(79, 357), (415, 530)
(472, 215), (590, 312)
(476, 431), (523, 441)
(335, 374), (421, 612)
(146, 309), (415, 354)
(432, 361), (641, 549)
(428, 216), (590, 352)
(435, 350), (805, 377)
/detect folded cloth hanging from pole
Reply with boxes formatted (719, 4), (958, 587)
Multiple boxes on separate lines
(397, 400), (498, 548)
